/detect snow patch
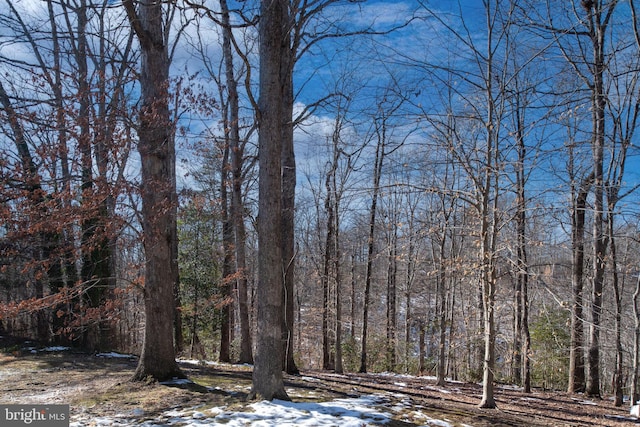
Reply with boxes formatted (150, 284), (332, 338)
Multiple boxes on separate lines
(160, 378), (194, 386)
(95, 352), (135, 359)
(69, 393), (459, 426)
(26, 345), (70, 354)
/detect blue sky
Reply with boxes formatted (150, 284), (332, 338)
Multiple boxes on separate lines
(1, 0), (638, 219)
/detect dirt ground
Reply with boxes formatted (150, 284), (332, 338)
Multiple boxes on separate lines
(0, 338), (637, 426)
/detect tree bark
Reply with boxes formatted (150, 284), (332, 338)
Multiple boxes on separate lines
(124, 0), (182, 381)
(249, 0), (290, 401)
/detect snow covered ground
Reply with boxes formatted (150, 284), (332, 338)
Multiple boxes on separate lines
(24, 350), (634, 426)
(66, 354), (460, 427)
(69, 391), (460, 426)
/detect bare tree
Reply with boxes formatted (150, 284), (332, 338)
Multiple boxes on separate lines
(218, 0), (254, 364)
(538, 0), (619, 397)
(224, 3), (256, 365)
(359, 88), (405, 373)
(0, 0), (136, 348)
(627, 0), (640, 405)
(583, 0), (619, 398)
(605, 27), (640, 404)
(124, 0), (183, 381)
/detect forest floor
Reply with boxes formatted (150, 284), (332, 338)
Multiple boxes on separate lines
(0, 337), (638, 426)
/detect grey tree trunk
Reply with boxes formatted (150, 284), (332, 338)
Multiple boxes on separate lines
(479, 14), (499, 406)
(249, 0), (290, 401)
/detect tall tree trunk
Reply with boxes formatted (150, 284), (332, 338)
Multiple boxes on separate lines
(632, 0), (640, 407)
(249, 0), (290, 401)
(351, 252), (357, 339)
(47, 0), (75, 345)
(568, 172), (592, 393)
(584, 0), (617, 399)
(334, 222), (343, 374)
(94, 11), (134, 352)
(632, 274), (640, 406)
(322, 170), (335, 370)
(418, 321), (426, 375)
(479, 16), (499, 405)
(359, 121), (384, 374)
(219, 0), (253, 366)
(478, 14), (500, 408)
(332, 138), (344, 373)
(280, 2), (298, 378)
(605, 128), (632, 407)
(586, 40), (607, 401)
(436, 236), (447, 387)
(386, 213), (398, 372)
(219, 135), (233, 363)
(609, 223), (623, 406)
(514, 99), (530, 393)
(76, 0), (104, 350)
(218, 0), (237, 363)
(478, 206), (497, 409)
(124, 0), (182, 381)
(404, 227), (415, 373)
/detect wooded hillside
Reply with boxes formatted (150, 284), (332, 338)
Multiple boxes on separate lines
(0, 0), (639, 409)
